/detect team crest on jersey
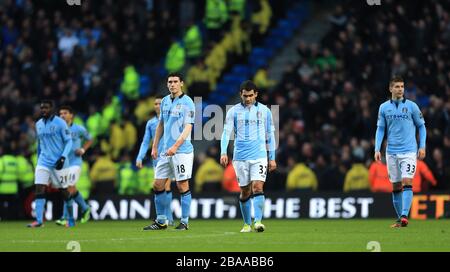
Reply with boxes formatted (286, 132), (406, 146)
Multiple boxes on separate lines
(176, 104), (182, 110)
(402, 107), (408, 114)
(50, 126), (57, 133)
(257, 111), (262, 119)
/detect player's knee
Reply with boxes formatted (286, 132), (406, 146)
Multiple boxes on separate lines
(153, 180), (166, 191)
(392, 182), (402, 191)
(252, 181), (264, 193)
(176, 180), (189, 193)
(35, 184), (46, 195)
(240, 186), (252, 199)
(165, 180), (172, 191)
(60, 189), (71, 201)
(402, 178), (413, 186)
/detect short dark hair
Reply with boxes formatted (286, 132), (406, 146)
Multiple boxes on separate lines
(40, 100), (54, 107)
(59, 105), (74, 114)
(240, 80), (257, 93)
(389, 75), (404, 86)
(167, 72), (184, 82)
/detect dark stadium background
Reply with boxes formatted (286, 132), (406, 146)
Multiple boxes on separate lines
(0, 0), (449, 221)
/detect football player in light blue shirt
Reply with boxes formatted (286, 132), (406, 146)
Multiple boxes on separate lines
(374, 76), (426, 228)
(56, 105), (93, 226)
(220, 80), (277, 233)
(143, 73), (195, 231)
(28, 100), (73, 228)
(136, 96), (174, 226)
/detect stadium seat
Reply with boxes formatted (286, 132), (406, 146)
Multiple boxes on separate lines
(139, 75), (151, 97)
(231, 65), (251, 78)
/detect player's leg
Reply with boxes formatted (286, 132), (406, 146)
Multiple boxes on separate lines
(143, 178), (168, 230)
(398, 153), (417, 227)
(69, 166), (91, 223)
(164, 179), (174, 226)
(239, 184), (252, 232)
(232, 160), (252, 232)
(55, 185), (73, 226)
(52, 168), (75, 227)
(28, 166), (51, 227)
(386, 153), (403, 228)
(172, 152), (194, 230)
(60, 187), (75, 227)
(73, 187), (91, 223)
(175, 180), (191, 230)
(143, 157), (170, 230)
(28, 184), (47, 227)
(250, 159), (268, 232)
(252, 181), (265, 232)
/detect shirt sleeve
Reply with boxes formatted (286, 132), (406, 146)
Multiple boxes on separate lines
(374, 105), (385, 152)
(220, 107), (235, 155)
(412, 102), (425, 127)
(265, 107), (276, 161)
(80, 125), (92, 141)
(412, 103), (426, 149)
(136, 121), (152, 162)
(159, 97), (164, 122)
(183, 99), (195, 124)
(60, 121), (73, 158)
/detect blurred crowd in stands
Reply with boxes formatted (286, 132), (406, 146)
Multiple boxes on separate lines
(259, 0), (450, 192)
(0, 0), (449, 197)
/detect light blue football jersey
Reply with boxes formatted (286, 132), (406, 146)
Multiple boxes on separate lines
(136, 116), (165, 167)
(375, 98), (426, 154)
(36, 115), (72, 168)
(159, 93), (195, 154)
(221, 102), (276, 161)
(68, 124), (92, 167)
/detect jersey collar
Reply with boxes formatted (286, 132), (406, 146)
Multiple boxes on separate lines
(240, 101), (259, 108)
(170, 93), (184, 102)
(390, 98), (406, 104)
(44, 114), (56, 123)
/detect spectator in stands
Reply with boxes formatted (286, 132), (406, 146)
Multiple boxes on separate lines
(413, 160), (437, 193)
(286, 157), (318, 192)
(90, 149), (117, 196)
(195, 147), (224, 192)
(222, 163), (240, 193)
(429, 147), (450, 191)
(343, 157), (370, 192)
(368, 158), (391, 193)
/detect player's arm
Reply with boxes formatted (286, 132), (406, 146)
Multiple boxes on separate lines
(374, 106), (385, 161)
(220, 107), (234, 167)
(265, 108), (277, 172)
(167, 123), (193, 156)
(167, 102), (195, 156)
(56, 122), (73, 170)
(412, 103), (426, 160)
(151, 121), (164, 159)
(75, 127), (93, 156)
(136, 121), (152, 168)
(37, 139), (41, 158)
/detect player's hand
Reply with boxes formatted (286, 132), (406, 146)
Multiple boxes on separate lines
(136, 160), (143, 169)
(220, 155), (228, 167)
(151, 148), (158, 160)
(75, 148), (85, 156)
(268, 160), (277, 172)
(374, 151), (382, 162)
(166, 145), (178, 156)
(55, 156), (66, 170)
(418, 148), (426, 160)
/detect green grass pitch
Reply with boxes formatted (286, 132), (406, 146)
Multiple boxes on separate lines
(1, 219), (449, 252)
